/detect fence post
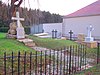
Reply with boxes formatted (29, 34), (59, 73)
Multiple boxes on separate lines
(40, 51), (42, 75)
(69, 46), (72, 75)
(75, 45), (78, 72)
(49, 50), (51, 75)
(63, 47), (66, 75)
(30, 52), (32, 74)
(57, 49), (59, 75)
(80, 45), (82, 71)
(4, 52), (6, 75)
(45, 51), (47, 75)
(60, 48), (62, 75)
(72, 46), (74, 73)
(78, 45), (80, 68)
(24, 52), (26, 75)
(53, 50), (55, 75)
(18, 51), (20, 75)
(35, 51), (37, 75)
(12, 52), (13, 75)
(97, 42), (100, 64)
(67, 47), (69, 74)
(85, 48), (86, 69)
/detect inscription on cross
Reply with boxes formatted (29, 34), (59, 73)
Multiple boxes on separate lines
(12, 11), (24, 27)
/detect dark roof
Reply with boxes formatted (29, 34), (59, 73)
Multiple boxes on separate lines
(64, 0), (100, 18)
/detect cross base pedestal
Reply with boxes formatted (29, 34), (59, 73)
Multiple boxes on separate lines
(17, 27), (25, 39)
(83, 41), (97, 48)
(85, 37), (94, 42)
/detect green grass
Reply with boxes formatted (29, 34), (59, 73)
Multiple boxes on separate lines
(29, 35), (99, 58)
(0, 33), (100, 74)
(28, 35), (99, 58)
(29, 35), (100, 66)
(0, 32), (6, 39)
(29, 35), (77, 49)
(0, 33), (99, 58)
(0, 33), (35, 56)
(75, 64), (100, 75)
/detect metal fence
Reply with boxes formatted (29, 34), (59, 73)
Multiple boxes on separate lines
(0, 45), (99, 75)
(97, 42), (100, 64)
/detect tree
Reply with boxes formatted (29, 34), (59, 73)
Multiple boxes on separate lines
(0, 1), (63, 28)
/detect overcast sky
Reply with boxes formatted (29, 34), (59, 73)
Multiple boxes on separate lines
(2, 0), (97, 15)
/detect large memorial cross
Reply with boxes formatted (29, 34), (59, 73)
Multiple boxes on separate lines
(12, 11), (25, 39)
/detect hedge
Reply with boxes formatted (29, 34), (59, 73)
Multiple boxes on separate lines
(24, 27), (31, 34)
(0, 27), (30, 34)
(0, 27), (9, 33)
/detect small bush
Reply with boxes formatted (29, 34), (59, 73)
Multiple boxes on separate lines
(24, 27), (30, 34)
(0, 27), (9, 33)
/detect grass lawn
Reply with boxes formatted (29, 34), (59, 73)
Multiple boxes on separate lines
(28, 35), (78, 49)
(0, 33), (99, 58)
(0, 33), (100, 74)
(29, 35), (100, 58)
(75, 63), (100, 75)
(29, 35), (100, 75)
(0, 33), (35, 56)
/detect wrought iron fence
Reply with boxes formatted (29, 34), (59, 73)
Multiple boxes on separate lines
(97, 42), (100, 64)
(0, 45), (99, 75)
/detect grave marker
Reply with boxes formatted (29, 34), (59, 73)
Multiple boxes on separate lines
(78, 33), (85, 41)
(85, 25), (94, 42)
(12, 11), (25, 39)
(52, 29), (57, 39)
(69, 30), (73, 40)
(83, 25), (97, 48)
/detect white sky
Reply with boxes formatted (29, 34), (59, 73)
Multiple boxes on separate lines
(2, 0), (98, 15)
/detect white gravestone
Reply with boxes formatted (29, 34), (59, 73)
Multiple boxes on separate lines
(12, 11), (25, 39)
(85, 25), (94, 42)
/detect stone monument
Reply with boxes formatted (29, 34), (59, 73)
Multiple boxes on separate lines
(83, 25), (97, 48)
(7, 22), (17, 38)
(78, 33), (85, 41)
(69, 30), (73, 40)
(85, 25), (94, 42)
(12, 11), (25, 39)
(7, 0), (25, 39)
(7, 0), (35, 47)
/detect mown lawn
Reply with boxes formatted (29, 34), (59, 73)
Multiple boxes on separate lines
(0, 33), (35, 56)
(28, 35), (78, 49)
(0, 33), (100, 74)
(76, 63), (100, 75)
(0, 33), (99, 58)
(29, 35), (100, 75)
(29, 35), (100, 58)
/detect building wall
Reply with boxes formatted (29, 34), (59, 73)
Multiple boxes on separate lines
(63, 15), (100, 37)
(43, 23), (62, 37)
(31, 24), (43, 34)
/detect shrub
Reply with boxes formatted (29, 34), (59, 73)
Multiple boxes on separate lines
(24, 26), (30, 34)
(0, 27), (9, 33)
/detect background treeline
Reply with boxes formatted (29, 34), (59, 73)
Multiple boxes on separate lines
(0, 1), (63, 28)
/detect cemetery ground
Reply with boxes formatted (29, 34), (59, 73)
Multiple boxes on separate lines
(29, 35), (98, 59)
(0, 32), (100, 75)
(28, 35), (77, 49)
(75, 63), (100, 75)
(0, 32), (35, 55)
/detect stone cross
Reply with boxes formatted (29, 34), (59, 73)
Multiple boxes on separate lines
(87, 25), (94, 37)
(85, 25), (94, 42)
(69, 30), (73, 40)
(52, 29), (57, 39)
(12, 11), (24, 27)
(11, 11), (25, 39)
